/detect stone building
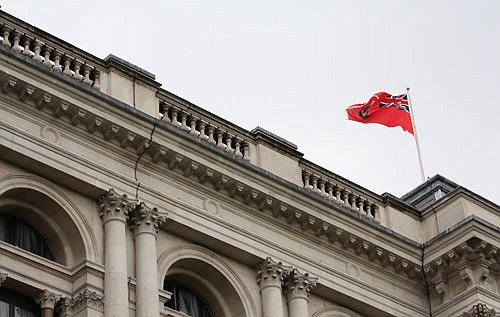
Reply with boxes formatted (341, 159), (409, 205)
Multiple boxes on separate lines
(0, 9), (498, 317)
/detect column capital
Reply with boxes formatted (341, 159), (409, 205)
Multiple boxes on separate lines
(35, 289), (61, 309)
(99, 188), (138, 223)
(284, 269), (318, 301)
(462, 303), (496, 317)
(58, 289), (104, 316)
(256, 257), (291, 289)
(0, 271), (7, 287)
(129, 202), (166, 237)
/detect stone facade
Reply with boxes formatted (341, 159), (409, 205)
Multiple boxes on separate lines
(0, 9), (499, 317)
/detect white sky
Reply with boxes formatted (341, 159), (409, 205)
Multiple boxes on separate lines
(3, 1), (499, 204)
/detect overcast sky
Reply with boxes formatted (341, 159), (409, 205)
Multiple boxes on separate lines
(3, 1), (499, 204)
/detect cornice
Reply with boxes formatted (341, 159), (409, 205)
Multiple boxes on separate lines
(0, 51), (426, 280)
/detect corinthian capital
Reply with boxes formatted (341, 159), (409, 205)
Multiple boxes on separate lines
(98, 188), (138, 223)
(35, 289), (61, 309)
(463, 303), (496, 317)
(129, 202), (166, 236)
(256, 257), (291, 289)
(284, 269), (318, 300)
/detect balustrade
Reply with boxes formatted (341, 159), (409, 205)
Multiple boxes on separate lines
(0, 22), (101, 90)
(301, 170), (381, 223)
(160, 101), (251, 161)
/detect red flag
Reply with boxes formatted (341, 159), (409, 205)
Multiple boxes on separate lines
(346, 92), (414, 135)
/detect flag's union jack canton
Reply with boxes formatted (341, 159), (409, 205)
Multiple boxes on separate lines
(346, 92), (414, 135)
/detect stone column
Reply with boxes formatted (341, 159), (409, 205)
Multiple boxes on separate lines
(284, 269), (317, 317)
(36, 289), (61, 317)
(99, 189), (137, 317)
(256, 257), (290, 317)
(129, 202), (166, 317)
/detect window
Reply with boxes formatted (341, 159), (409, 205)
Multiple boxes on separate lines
(0, 288), (39, 317)
(0, 214), (54, 261)
(164, 280), (213, 317)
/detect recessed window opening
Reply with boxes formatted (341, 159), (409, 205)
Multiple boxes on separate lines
(0, 214), (54, 261)
(163, 280), (214, 317)
(0, 287), (40, 317)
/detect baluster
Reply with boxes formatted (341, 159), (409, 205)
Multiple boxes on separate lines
(92, 70), (101, 90)
(366, 203), (374, 220)
(225, 133), (234, 153)
(242, 142), (251, 161)
(311, 175), (321, 194)
(303, 171), (313, 191)
(170, 108), (180, 127)
(327, 184), (335, 201)
(207, 125), (217, 145)
(42, 45), (53, 67)
(72, 59), (83, 81)
(198, 120), (207, 140)
(62, 55), (73, 76)
(234, 138), (243, 158)
(189, 116), (199, 136)
(342, 190), (350, 208)
(358, 199), (366, 216)
(180, 111), (190, 131)
(335, 187), (342, 203)
(12, 31), (22, 53)
(82, 64), (93, 85)
(52, 50), (63, 72)
(22, 35), (32, 56)
(1, 26), (11, 47)
(160, 103), (171, 123)
(32, 40), (43, 62)
(216, 129), (226, 149)
(350, 195), (358, 212)
(319, 179), (328, 198)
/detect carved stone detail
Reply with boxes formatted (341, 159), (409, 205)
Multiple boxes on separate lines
(58, 289), (104, 316)
(129, 202), (167, 236)
(0, 271), (7, 286)
(256, 257), (291, 289)
(35, 289), (61, 309)
(98, 188), (137, 223)
(283, 268), (318, 300)
(462, 303), (496, 317)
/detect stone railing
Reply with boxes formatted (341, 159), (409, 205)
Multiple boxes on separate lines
(301, 168), (381, 223)
(0, 19), (101, 90)
(158, 95), (252, 161)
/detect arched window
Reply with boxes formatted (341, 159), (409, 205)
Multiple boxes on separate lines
(0, 214), (54, 261)
(164, 280), (213, 317)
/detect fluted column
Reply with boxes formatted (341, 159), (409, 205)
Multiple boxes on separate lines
(129, 202), (166, 317)
(36, 289), (61, 317)
(284, 269), (317, 317)
(99, 189), (137, 317)
(256, 257), (290, 317)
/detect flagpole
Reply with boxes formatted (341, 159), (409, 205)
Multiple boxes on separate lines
(406, 87), (426, 183)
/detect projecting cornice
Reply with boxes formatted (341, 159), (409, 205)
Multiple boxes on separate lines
(0, 62), (427, 281)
